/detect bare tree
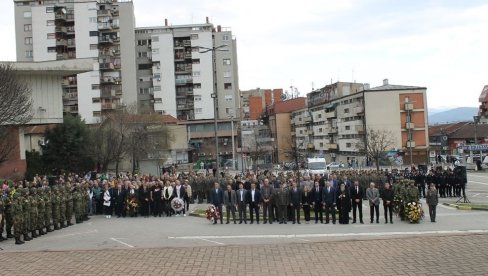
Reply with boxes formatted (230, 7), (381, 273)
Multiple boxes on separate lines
(357, 128), (395, 171)
(0, 64), (33, 164)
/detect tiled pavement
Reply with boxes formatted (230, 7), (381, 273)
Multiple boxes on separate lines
(1, 233), (487, 275)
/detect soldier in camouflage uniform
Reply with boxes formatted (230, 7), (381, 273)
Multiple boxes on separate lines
(21, 188), (32, 241)
(59, 186), (67, 228)
(36, 188), (46, 235)
(11, 191), (24, 244)
(29, 187), (39, 238)
(73, 185), (82, 223)
(65, 184), (74, 226)
(52, 186), (61, 230)
(44, 187), (53, 232)
(4, 184), (14, 239)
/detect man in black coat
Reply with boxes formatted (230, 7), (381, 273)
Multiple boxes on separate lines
(322, 181), (336, 224)
(350, 180), (364, 224)
(381, 182), (394, 224)
(289, 181), (301, 224)
(311, 181), (323, 224)
(210, 182), (224, 224)
(247, 183), (261, 224)
(114, 183), (127, 218)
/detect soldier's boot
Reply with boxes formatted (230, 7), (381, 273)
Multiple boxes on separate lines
(24, 233), (32, 241)
(15, 237), (25, 245)
(31, 230), (38, 238)
(54, 223), (60, 230)
(39, 228), (46, 235)
(67, 220), (74, 226)
(61, 221), (67, 228)
(6, 231), (13, 239)
(46, 225), (53, 232)
(0, 234), (6, 241)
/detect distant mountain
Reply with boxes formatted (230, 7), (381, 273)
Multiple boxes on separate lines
(428, 107), (478, 124)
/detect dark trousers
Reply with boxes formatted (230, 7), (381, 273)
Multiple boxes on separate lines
(324, 203), (336, 223)
(153, 200), (162, 217)
(429, 205), (437, 222)
(140, 200), (149, 217)
(313, 203), (323, 222)
(237, 202), (247, 222)
(352, 200), (363, 222)
(262, 201), (273, 222)
(278, 205), (287, 223)
(303, 205), (311, 221)
(215, 204), (223, 223)
(116, 202), (126, 217)
(383, 203), (393, 222)
(370, 204), (379, 222)
(291, 205), (300, 222)
(249, 202), (260, 223)
(225, 205), (236, 223)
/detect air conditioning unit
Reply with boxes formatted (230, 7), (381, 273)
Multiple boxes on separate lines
(406, 141), (415, 148)
(405, 122), (415, 129)
(404, 103), (414, 111)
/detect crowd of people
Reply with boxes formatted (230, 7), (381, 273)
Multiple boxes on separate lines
(0, 165), (462, 245)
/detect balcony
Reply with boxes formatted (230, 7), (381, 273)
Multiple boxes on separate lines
(355, 125), (365, 134)
(66, 26), (75, 34)
(101, 102), (116, 110)
(63, 92), (78, 100)
(62, 79), (77, 87)
(329, 127), (338, 133)
(99, 36), (113, 44)
(98, 9), (112, 17)
(405, 122), (415, 129)
(406, 141), (416, 148)
(63, 105), (78, 113)
(55, 26), (67, 33)
(56, 53), (68, 60)
(66, 13), (74, 22)
(56, 39), (68, 46)
(325, 111), (337, 119)
(404, 103), (414, 111)
(303, 116), (312, 123)
(55, 13), (66, 21)
(98, 23), (113, 31)
(184, 52), (192, 59)
(183, 40), (191, 47)
(326, 143), (338, 150)
(99, 50), (114, 57)
(67, 39), (76, 48)
(100, 76), (115, 84)
(100, 62), (114, 70)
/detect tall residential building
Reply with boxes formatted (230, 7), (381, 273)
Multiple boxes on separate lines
(240, 88), (283, 120)
(135, 18), (240, 120)
(478, 85), (488, 124)
(14, 0), (137, 124)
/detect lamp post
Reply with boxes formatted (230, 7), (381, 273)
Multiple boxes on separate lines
(198, 44), (228, 180)
(474, 115), (481, 162)
(240, 94), (245, 174)
(229, 114), (236, 171)
(405, 97), (414, 166)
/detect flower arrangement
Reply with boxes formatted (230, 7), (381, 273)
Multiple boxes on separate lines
(171, 198), (184, 212)
(205, 204), (220, 223)
(405, 201), (424, 223)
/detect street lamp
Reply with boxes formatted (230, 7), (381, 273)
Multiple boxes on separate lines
(474, 115), (481, 162)
(229, 113), (236, 171)
(198, 44), (228, 180)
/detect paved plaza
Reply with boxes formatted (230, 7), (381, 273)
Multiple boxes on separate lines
(0, 173), (487, 275)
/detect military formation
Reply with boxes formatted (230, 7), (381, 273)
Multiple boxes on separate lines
(1, 181), (90, 245)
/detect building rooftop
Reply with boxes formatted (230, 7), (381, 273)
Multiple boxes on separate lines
(1, 58), (95, 76)
(367, 79), (426, 91)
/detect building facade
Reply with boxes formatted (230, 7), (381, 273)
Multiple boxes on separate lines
(135, 19), (239, 120)
(14, 0), (137, 124)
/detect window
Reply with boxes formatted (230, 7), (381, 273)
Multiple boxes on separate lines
(91, 84), (100, 90)
(224, 83), (232, 89)
(25, 50), (33, 58)
(223, 58), (231, 66)
(195, 108), (202, 114)
(24, 24), (32, 31)
(93, 111), (101, 117)
(346, 143), (352, 148)
(92, 97), (101, 103)
(47, 33), (55, 39)
(223, 34), (230, 41)
(193, 83), (201, 89)
(153, 86), (161, 91)
(153, 73), (161, 81)
(192, 71), (200, 77)
(23, 11), (32, 18)
(190, 34), (199, 40)
(344, 108), (349, 114)
(226, 108), (232, 115)
(192, 58), (200, 64)
(137, 51), (148, 58)
(89, 44), (98, 50)
(154, 98), (162, 103)
(194, 95), (202, 101)
(223, 71), (231, 78)
(139, 88), (150, 94)
(89, 17), (96, 23)
(151, 36), (159, 42)
(24, 37), (33, 45)
(152, 48), (159, 54)
(225, 95), (233, 101)
(137, 39), (148, 46)
(138, 63), (152, 70)
(46, 20), (55, 26)
(319, 128), (323, 133)
(89, 31), (98, 37)
(318, 114), (322, 119)
(345, 126), (350, 130)
(192, 47), (199, 52)
(47, 47), (56, 52)
(46, 7), (54, 13)
(319, 142), (324, 147)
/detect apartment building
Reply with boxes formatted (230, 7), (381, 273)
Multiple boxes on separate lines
(478, 85), (488, 124)
(291, 80), (429, 165)
(240, 88), (283, 120)
(14, 0), (137, 124)
(135, 19), (239, 120)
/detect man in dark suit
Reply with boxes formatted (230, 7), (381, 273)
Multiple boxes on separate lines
(350, 180), (364, 224)
(261, 179), (274, 224)
(114, 183), (126, 218)
(311, 181), (323, 223)
(210, 182), (224, 224)
(247, 183), (261, 224)
(236, 183), (248, 224)
(223, 184), (237, 224)
(322, 181), (336, 224)
(289, 181), (301, 224)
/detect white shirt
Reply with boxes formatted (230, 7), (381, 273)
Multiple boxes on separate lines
(176, 185), (181, 198)
(240, 190), (244, 201)
(251, 189), (255, 202)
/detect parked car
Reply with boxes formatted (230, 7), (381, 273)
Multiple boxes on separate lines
(326, 162), (345, 170)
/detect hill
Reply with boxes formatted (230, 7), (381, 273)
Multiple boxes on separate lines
(428, 107), (478, 124)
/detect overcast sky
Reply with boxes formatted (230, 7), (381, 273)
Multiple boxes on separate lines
(1, 0), (487, 109)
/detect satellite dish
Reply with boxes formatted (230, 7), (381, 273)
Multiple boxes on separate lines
(280, 93), (287, 101)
